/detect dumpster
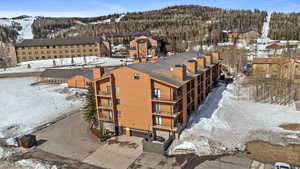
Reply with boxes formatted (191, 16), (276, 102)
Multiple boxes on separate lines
(18, 135), (37, 148)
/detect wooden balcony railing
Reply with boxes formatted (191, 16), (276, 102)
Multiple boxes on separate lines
(152, 111), (181, 118)
(97, 91), (111, 96)
(98, 104), (113, 110)
(152, 94), (182, 103)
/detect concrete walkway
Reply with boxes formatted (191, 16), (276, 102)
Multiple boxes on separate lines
(83, 136), (143, 169)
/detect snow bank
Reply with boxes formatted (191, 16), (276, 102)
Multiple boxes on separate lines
(0, 77), (84, 139)
(169, 80), (300, 156)
(16, 159), (58, 169)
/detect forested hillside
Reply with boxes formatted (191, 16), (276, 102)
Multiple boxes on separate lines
(0, 26), (18, 43)
(40, 5), (266, 51)
(1, 5), (267, 50)
(269, 12), (300, 40)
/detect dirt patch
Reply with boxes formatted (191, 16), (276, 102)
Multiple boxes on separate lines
(107, 138), (139, 149)
(238, 140), (300, 166)
(279, 123), (300, 131)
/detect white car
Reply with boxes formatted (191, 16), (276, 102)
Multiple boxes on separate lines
(275, 162), (291, 169)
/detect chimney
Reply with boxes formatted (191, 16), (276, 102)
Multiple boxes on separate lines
(196, 57), (206, 69)
(186, 60), (198, 73)
(212, 52), (221, 61)
(92, 67), (104, 80)
(173, 64), (187, 81)
(205, 54), (212, 65)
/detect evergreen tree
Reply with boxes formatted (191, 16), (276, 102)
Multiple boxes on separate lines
(83, 86), (97, 125)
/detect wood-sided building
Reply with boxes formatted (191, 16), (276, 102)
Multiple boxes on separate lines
(93, 51), (222, 141)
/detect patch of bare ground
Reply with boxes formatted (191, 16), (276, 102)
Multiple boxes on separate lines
(279, 123), (300, 131)
(238, 140), (300, 166)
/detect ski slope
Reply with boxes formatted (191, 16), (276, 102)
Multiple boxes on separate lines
(0, 16), (35, 41)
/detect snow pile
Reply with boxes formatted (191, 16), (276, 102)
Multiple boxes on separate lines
(0, 56), (129, 74)
(169, 79), (300, 156)
(112, 44), (127, 53)
(0, 77), (84, 139)
(16, 159), (58, 169)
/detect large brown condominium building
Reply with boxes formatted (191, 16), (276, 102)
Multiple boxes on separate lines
(14, 37), (111, 63)
(101, 32), (152, 44)
(129, 35), (166, 59)
(252, 57), (300, 83)
(93, 51), (222, 141)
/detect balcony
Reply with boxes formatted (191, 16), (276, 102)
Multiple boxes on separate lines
(152, 111), (181, 118)
(98, 116), (113, 122)
(152, 125), (178, 132)
(152, 94), (182, 103)
(97, 91), (111, 97)
(98, 104), (113, 110)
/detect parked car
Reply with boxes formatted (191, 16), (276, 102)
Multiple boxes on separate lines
(275, 162), (291, 169)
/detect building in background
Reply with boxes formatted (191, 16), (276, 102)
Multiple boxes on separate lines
(93, 51), (222, 142)
(0, 42), (17, 67)
(129, 35), (167, 59)
(39, 67), (107, 89)
(14, 37), (111, 63)
(101, 32), (152, 45)
(252, 57), (300, 83)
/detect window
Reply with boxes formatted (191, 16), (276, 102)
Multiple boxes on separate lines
(106, 86), (111, 94)
(153, 103), (160, 112)
(116, 87), (120, 95)
(153, 89), (160, 98)
(116, 99), (120, 105)
(117, 111), (121, 118)
(133, 73), (140, 80)
(154, 116), (162, 125)
(109, 110), (113, 119)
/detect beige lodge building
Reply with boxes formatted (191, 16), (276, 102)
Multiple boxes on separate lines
(14, 37), (111, 63)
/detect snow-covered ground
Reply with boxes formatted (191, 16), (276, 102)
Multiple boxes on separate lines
(0, 56), (130, 74)
(0, 77), (85, 139)
(169, 78), (300, 156)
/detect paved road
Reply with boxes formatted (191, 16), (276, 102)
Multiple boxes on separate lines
(35, 111), (100, 161)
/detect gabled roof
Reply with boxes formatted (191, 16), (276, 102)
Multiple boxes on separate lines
(40, 68), (95, 80)
(252, 58), (292, 65)
(102, 32), (152, 38)
(16, 37), (103, 47)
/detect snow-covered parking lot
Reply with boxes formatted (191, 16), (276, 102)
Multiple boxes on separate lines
(169, 78), (300, 156)
(0, 77), (85, 139)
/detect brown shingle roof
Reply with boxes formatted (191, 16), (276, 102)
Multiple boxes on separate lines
(40, 68), (95, 80)
(16, 37), (103, 47)
(252, 58), (292, 65)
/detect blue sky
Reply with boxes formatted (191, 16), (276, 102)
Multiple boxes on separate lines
(0, 0), (300, 17)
